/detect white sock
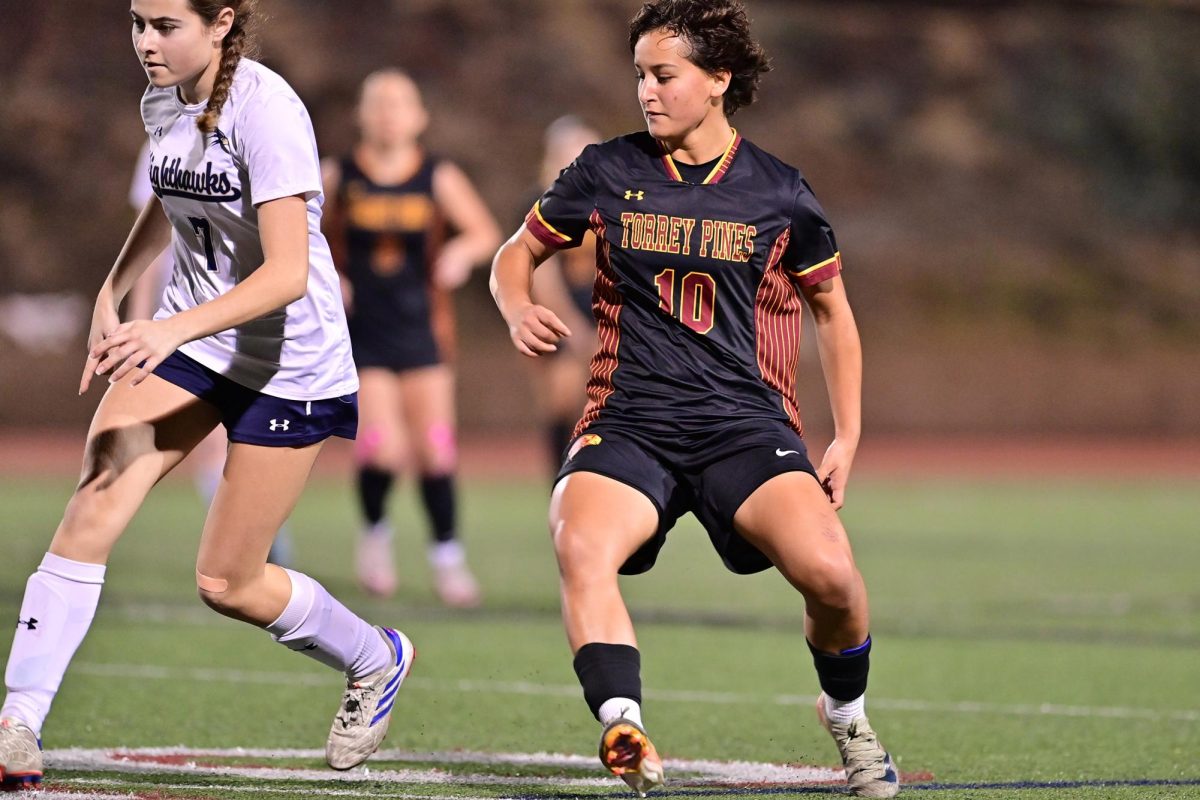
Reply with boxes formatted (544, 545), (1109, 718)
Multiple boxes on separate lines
(824, 693), (866, 725)
(428, 540), (465, 569)
(598, 697), (644, 729)
(2, 553), (106, 735)
(265, 568), (391, 681)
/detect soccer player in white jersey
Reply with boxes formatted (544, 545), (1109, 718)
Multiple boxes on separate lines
(127, 140), (296, 567)
(0, 0), (414, 788)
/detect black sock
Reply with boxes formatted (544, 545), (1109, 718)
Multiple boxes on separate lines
(419, 474), (457, 543)
(357, 466), (393, 526)
(808, 636), (871, 701)
(572, 643), (642, 720)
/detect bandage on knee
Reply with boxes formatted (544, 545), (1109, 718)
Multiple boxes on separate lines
(425, 422), (457, 466)
(196, 570), (229, 593)
(355, 426), (386, 463)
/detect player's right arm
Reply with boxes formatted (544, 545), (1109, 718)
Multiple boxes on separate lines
(490, 226), (571, 358)
(81, 195), (172, 392)
(493, 144), (599, 358)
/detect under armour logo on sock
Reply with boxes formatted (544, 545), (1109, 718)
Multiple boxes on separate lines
(16, 617), (37, 630)
(269, 419), (290, 431)
(290, 642), (318, 652)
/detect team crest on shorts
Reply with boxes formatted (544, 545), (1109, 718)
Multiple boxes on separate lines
(566, 433), (603, 461)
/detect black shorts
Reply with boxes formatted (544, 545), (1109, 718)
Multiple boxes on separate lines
(154, 351), (358, 447)
(555, 419), (820, 575)
(350, 326), (442, 372)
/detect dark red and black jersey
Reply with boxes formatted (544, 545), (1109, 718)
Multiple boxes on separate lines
(525, 130), (841, 439)
(335, 155), (447, 355)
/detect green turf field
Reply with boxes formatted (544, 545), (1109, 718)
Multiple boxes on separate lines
(1, 472), (1197, 799)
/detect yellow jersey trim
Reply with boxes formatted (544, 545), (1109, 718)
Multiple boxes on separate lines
(793, 252), (841, 277)
(660, 129), (739, 185)
(532, 201), (572, 242)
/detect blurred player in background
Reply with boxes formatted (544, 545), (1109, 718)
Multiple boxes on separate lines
(0, 0), (414, 787)
(323, 69), (501, 606)
(491, 0), (898, 796)
(526, 116), (601, 477)
(128, 140), (294, 566)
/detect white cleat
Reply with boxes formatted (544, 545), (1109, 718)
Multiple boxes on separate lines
(0, 717), (42, 790)
(326, 627), (414, 770)
(432, 559), (481, 608)
(356, 530), (398, 597)
(816, 693), (900, 798)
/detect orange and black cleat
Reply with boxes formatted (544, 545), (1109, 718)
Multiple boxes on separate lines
(598, 718), (665, 797)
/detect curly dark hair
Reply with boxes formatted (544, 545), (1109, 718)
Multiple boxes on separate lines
(629, 0), (770, 116)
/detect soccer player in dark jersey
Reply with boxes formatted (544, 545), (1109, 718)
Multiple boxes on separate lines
(527, 116), (602, 476)
(323, 69), (501, 607)
(491, 1), (899, 796)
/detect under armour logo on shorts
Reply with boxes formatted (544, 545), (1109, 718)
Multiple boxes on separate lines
(269, 419), (291, 432)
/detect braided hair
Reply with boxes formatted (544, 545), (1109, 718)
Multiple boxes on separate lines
(191, 0), (260, 134)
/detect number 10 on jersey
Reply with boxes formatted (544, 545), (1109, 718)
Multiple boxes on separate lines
(655, 268), (716, 334)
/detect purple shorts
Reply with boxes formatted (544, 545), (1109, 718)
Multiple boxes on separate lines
(153, 350), (358, 447)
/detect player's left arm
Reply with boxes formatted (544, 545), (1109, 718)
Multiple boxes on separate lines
(431, 161), (503, 290)
(89, 195), (311, 387)
(800, 274), (862, 510)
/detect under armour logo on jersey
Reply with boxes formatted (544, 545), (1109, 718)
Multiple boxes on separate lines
(16, 617), (37, 631)
(153, 126), (163, 137)
(269, 419), (290, 432)
(624, 190), (645, 200)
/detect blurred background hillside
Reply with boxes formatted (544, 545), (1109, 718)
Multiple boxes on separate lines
(1, 0), (1197, 436)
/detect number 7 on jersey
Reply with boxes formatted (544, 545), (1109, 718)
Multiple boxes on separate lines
(187, 216), (218, 272)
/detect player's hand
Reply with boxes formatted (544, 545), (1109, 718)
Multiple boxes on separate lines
(506, 302), (571, 358)
(815, 437), (857, 510)
(82, 317), (187, 391)
(79, 298), (123, 395)
(433, 239), (475, 290)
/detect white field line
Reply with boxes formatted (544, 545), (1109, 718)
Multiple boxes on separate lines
(54, 775), (507, 799)
(38, 790), (138, 800)
(73, 661), (1200, 723)
(46, 746), (843, 786)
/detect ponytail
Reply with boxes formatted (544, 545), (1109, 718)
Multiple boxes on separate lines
(192, 0), (260, 134)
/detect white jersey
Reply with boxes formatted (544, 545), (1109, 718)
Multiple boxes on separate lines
(141, 59), (357, 400)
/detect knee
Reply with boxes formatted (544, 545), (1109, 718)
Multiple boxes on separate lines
(354, 424), (393, 468)
(195, 569), (253, 618)
(418, 422), (457, 473)
(801, 554), (863, 612)
(552, 519), (618, 583)
(61, 482), (118, 530)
